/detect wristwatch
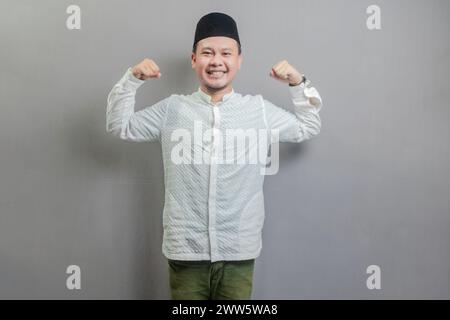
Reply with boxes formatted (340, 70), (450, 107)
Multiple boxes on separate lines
(289, 74), (306, 86)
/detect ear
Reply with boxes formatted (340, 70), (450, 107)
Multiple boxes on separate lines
(191, 52), (196, 69)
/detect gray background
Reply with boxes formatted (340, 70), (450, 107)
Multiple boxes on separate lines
(1, 0), (449, 299)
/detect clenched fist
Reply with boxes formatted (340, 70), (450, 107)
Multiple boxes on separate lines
(132, 58), (162, 80)
(269, 60), (303, 86)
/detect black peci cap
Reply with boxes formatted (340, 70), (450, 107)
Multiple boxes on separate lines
(193, 12), (240, 50)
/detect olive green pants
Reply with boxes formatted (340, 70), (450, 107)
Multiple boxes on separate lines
(168, 259), (255, 300)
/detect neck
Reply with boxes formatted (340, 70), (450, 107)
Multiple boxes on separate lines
(200, 85), (233, 104)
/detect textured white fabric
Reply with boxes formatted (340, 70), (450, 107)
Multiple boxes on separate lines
(106, 67), (322, 262)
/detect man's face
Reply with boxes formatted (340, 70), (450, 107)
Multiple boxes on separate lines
(191, 36), (242, 91)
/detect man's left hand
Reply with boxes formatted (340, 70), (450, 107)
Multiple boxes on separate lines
(270, 60), (303, 86)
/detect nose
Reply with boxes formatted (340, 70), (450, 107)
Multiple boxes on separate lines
(209, 53), (223, 67)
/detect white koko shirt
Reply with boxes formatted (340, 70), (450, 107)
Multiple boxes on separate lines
(106, 67), (323, 262)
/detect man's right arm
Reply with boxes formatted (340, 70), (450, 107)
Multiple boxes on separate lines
(106, 59), (169, 142)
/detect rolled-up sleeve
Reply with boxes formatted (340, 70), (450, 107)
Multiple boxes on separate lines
(106, 67), (170, 142)
(263, 79), (323, 143)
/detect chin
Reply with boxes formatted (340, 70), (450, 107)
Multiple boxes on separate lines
(205, 82), (228, 91)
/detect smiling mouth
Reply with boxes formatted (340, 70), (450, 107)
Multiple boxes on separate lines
(206, 70), (227, 79)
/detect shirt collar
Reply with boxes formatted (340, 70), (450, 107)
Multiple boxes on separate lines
(195, 86), (235, 105)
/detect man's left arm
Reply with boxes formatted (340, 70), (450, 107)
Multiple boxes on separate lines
(263, 60), (323, 143)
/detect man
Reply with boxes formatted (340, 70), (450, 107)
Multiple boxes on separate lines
(106, 12), (322, 300)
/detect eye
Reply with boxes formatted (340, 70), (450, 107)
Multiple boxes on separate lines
(223, 52), (231, 56)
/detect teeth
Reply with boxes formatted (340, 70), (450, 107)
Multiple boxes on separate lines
(207, 71), (226, 78)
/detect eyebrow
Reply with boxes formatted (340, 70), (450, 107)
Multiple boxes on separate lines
(201, 47), (233, 51)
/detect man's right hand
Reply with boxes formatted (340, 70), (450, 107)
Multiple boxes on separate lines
(131, 58), (161, 80)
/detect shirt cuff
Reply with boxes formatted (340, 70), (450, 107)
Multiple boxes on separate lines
(289, 79), (323, 111)
(117, 67), (146, 90)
